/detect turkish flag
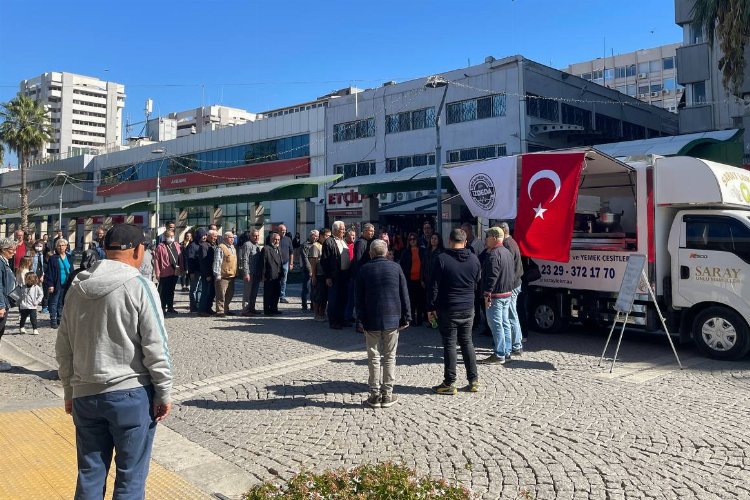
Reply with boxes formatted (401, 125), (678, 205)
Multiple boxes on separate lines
(515, 152), (585, 262)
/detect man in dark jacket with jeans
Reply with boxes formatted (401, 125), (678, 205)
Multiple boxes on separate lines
(355, 239), (410, 409)
(428, 228), (482, 394)
(480, 227), (516, 364)
(499, 222), (524, 354)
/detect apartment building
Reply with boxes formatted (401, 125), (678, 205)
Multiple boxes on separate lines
(19, 72), (125, 160)
(564, 43), (682, 112)
(674, 0), (750, 164)
(146, 105), (258, 141)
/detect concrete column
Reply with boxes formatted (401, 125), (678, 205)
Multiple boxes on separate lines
(40, 219), (49, 238)
(0, 220), (6, 238)
(361, 195), (379, 226)
(298, 201), (316, 239)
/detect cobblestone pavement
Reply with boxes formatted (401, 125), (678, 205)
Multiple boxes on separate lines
(3, 284), (750, 499)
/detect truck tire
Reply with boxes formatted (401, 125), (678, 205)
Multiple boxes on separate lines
(692, 307), (750, 360)
(531, 297), (568, 334)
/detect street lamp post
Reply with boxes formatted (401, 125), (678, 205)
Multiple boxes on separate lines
(151, 148), (166, 238)
(56, 172), (67, 234)
(425, 76), (449, 232)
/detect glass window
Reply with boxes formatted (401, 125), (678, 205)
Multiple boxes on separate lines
(411, 109), (426, 130)
(398, 112), (411, 132)
(638, 62), (649, 74)
(638, 85), (650, 95)
(649, 60), (662, 73)
(425, 107), (436, 127)
(604, 68), (614, 81)
(428, 153), (435, 164)
(692, 81), (707, 103)
(626, 64), (637, 77)
(460, 148), (478, 162)
(448, 151), (460, 163)
(626, 84), (637, 96)
(478, 146), (496, 159)
(663, 57), (675, 70)
(691, 22), (704, 44)
(492, 95), (506, 117)
(477, 96), (493, 119)
(581, 73), (592, 80)
(615, 66), (627, 79)
(343, 164), (356, 179)
(650, 83), (663, 93)
(412, 154), (427, 167)
(447, 94), (503, 124)
(397, 156), (412, 171)
(386, 159), (397, 173)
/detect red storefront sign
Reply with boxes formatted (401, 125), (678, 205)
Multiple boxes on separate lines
(96, 157), (311, 197)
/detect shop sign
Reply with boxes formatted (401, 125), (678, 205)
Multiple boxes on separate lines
(326, 188), (363, 209)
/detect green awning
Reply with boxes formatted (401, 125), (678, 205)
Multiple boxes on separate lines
(157, 175), (341, 208)
(333, 166), (452, 195)
(30, 198), (153, 218)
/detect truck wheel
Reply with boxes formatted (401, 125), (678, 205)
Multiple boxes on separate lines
(531, 298), (568, 334)
(692, 307), (750, 360)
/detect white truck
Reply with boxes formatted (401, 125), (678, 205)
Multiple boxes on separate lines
(526, 150), (750, 360)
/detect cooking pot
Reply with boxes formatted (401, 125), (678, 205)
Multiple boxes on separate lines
(596, 211), (623, 227)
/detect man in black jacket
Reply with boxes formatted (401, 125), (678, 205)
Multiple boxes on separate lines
(261, 232), (283, 315)
(351, 223), (376, 332)
(499, 222), (524, 354)
(187, 228), (205, 313)
(355, 239), (410, 408)
(480, 227), (516, 365)
(428, 228), (482, 394)
(321, 220), (351, 330)
(197, 230), (217, 316)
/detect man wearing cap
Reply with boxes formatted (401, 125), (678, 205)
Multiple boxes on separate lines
(56, 223), (172, 499)
(499, 222), (524, 355)
(479, 227), (516, 364)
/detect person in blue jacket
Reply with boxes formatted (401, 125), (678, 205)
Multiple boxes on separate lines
(45, 238), (73, 328)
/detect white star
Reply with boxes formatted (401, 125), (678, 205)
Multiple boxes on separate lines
(533, 203), (547, 219)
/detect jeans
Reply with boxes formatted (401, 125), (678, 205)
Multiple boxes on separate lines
(300, 269), (310, 309)
(189, 273), (201, 312)
(487, 296), (512, 358)
(365, 329), (400, 396)
(198, 276), (215, 313)
(19, 309), (38, 329)
(280, 261), (289, 298)
(509, 285), (523, 351)
(158, 275), (178, 311)
(438, 309), (478, 385)
(49, 286), (65, 326)
(72, 385), (156, 500)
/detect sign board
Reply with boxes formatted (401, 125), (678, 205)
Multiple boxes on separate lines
(535, 251), (639, 293)
(614, 254), (647, 313)
(326, 188), (363, 210)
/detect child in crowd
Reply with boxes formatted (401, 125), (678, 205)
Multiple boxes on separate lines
(15, 256), (32, 286)
(19, 273), (43, 335)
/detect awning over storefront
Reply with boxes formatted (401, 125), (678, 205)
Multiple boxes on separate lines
(379, 196), (437, 215)
(0, 211), (23, 221)
(334, 166), (453, 195)
(33, 198), (153, 218)
(157, 175), (341, 208)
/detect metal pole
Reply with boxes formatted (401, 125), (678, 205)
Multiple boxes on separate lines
(434, 84), (448, 231)
(58, 173), (65, 234)
(155, 164), (161, 236)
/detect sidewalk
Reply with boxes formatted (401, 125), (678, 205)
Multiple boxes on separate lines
(0, 406), (212, 499)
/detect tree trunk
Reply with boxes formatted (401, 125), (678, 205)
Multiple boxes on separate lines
(20, 152), (28, 232)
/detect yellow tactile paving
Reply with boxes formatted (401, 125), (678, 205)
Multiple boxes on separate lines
(0, 407), (212, 499)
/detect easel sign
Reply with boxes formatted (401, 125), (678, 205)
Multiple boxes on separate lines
(598, 254), (682, 372)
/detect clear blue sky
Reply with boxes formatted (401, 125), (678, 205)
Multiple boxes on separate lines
(1, 0), (682, 145)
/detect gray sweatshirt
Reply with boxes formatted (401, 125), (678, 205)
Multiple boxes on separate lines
(55, 259), (173, 404)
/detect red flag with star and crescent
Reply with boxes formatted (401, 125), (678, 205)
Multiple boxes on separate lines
(515, 152), (585, 263)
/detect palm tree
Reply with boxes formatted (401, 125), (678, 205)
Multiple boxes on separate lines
(693, 0), (750, 95)
(0, 94), (52, 230)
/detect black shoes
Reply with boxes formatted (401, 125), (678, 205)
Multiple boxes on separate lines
(478, 354), (505, 365)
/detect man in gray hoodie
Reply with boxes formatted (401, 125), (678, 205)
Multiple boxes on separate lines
(56, 223), (172, 499)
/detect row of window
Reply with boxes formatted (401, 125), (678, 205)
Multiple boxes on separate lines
(447, 144), (507, 164)
(72, 140), (101, 146)
(100, 134), (310, 186)
(333, 118), (376, 142)
(265, 101), (327, 118)
(73, 129), (106, 138)
(334, 161), (377, 179)
(580, 57), (675, 82)
(446, 94), (506, 124)
(386, 153), (436, 173)
(73, 109), (107, 119)
(526, 93), (559, 121)
(73, 89), (106, 98)
(73, 99), (107, 109)
(385, 107), (436, 134)
(72, 119), (104, 127)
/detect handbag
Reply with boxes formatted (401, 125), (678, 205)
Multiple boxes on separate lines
(7, 284), (23, 308)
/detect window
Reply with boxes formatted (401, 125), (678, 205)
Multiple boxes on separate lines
(663, 57), (675, 70)
(526, 93), (559, 121)
(446, 144), (506, 164)
(386, 153), (435, 172)
(691, 81), (707, 104)
(685, 215), (750, 263)
(604, 68), (614, 81)
(649, 60), (662, 73)
(663, 78), (676, 91)
(638, 62), (649, 74)
(626, 84), (637, 96)
(615, 66), (627, 79)
(446, 94), (505, 124)
(595, 114), (620, 138)
(385, 107), (436, 134)
(626, 64), (637, 77)
(592, 69), (603, 80)
(581, 73), (592, 81)
(333, 118), (375, 142)
(650, 83), (663, 93)
(691, 22), (704, 44)
(638, 85), (650, 95)
(561, 103), (592, 128)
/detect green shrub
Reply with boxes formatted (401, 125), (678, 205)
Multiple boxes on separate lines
(244, 461), (474, 499)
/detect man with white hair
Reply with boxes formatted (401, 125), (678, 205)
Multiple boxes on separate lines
(321, 221), (351, 330)
(213, 231), (238, 316)
(356, 238), (410, 408)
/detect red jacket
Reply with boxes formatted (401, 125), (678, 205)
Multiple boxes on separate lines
(154, 241), (182, 279)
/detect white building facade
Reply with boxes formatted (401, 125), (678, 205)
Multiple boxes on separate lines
(19, 72), (125, 160)
(564, 43), (682, 112)
(146, 105), (258, 141)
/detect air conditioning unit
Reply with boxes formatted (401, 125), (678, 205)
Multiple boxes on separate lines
(638, 93), (649, 99)
(395, 192), (407, 202)
(651, 91), (660, 97)
(378, 193), (394, 203)
(414, 191), (425, 198)
(662, 89), (670, 94)
(638, 73), (648, 79)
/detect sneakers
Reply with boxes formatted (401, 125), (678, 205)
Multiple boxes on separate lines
(279, 297), (290, 304)
(31, 329), (39, 336)
(478, 354), (505, 365)
(463, 380), (480, 393)
(0, 360), (11, 371)
(433, 383), (458, 395)
(380, 394), (399, 408)
(365, 393), (381, 408)
(19, 327), (26, 334)
(511, 348), (523, 356)
(41, 307), (49, 314)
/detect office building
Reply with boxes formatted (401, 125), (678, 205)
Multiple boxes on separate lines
(19, 72), (125, 160)
(146, 105), (258, 141)
(564, 43), (682, 112)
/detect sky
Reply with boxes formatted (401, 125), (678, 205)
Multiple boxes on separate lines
(0, 0), (682, 160)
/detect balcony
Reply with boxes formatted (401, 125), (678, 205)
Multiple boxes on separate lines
(679, 104), (713, 133)
(676, 43), (710, 84)
(675, 0), (695, 25)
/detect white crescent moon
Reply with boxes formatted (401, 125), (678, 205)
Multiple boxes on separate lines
(527, 169), (561, 201)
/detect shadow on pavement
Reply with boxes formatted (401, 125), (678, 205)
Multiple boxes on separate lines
(180, 398), (365, 411)
(8, 365), (59, 380)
